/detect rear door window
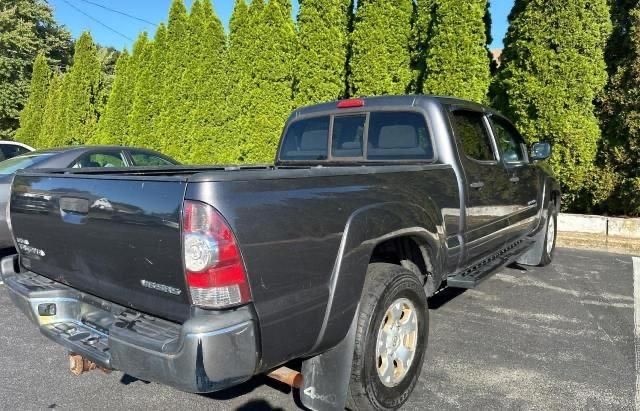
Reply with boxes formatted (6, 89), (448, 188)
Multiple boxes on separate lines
(367, 112), (433, 160)
(332, 115), (366, 158)
(280, 116), (329, 161)
(451, 111), (496, 162)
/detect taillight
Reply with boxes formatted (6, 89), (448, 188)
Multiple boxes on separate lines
(182, 200), (251, 308)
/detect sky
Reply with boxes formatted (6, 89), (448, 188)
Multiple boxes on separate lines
(48, 0), (513, 51)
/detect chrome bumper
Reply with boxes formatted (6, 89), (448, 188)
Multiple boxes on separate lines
(0, 255), (259, 393)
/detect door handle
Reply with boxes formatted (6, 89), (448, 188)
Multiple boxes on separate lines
(470, 182), (485, 189)
(509, 176), (520, 183)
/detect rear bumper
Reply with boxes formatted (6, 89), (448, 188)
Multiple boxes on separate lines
(0, 255), (259, 393)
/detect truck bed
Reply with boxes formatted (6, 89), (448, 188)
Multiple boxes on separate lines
(10, 162), (460, 367)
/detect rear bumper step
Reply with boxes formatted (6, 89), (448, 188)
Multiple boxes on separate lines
(1, 255), (259, 393)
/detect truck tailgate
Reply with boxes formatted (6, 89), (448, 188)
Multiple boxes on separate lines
(10, 173), (191, 323)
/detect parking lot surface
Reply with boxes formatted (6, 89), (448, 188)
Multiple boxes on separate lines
(0, 248), (634, 410)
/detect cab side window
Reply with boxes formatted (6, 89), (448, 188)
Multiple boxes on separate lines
(451, 111), (496, 162)
(491, 117), (526, 163)
(73, 152), (126, 168)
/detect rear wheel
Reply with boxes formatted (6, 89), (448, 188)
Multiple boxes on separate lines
(346, 263), (428, 410)
(539, 205), (557, 266)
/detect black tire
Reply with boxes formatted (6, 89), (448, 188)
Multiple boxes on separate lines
(346, 263), (429, 410)
(539, 205), (557, 266)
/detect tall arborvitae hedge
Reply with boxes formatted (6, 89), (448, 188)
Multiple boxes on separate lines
(187, 0), (228, 164)
(492, 0), (611, 199)
(128, 28), (165, 149)
(422, 0), (491, 102)
(155, 0), (191, 161)
(15, 53), (51, 147)
(295, 0), (351, 106)
(349, 0), (413, 96)
(58, 32), (102, 146)
(244, 0), (296, 162)
(224, 0), (295, 163)
(38, 72), (63, 148)
(220, 0), (251, 163)
(600, 4), (640, 215)
(91, 50), (131, 145)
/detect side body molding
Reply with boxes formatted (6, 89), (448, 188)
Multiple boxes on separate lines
(309, 200), (445, 354)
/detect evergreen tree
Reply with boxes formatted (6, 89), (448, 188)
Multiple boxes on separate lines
(412, 0), (435, 92)
(0, 0), (73, 139)
(599, 4), (640, 215)
(91, 51), (131, 145)
(492, 0), (611, 199)
(15, 53), (51, 147)
(58, 32), (102, 145)
(224, 0), (296, 163)
(422, 0), (491, 102)
(294, 0), (351, 106)
(155, 0), (191, 161)
(187, 0), (228, 164)
(244, 0), (296, 162)
(349, 0), (413, 96)
(220, 0), (252, 163)
(128, 28), (166, 149)
(38, 72), (64, 148)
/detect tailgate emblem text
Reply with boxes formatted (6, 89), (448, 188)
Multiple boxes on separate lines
(140, 279), (182, 295)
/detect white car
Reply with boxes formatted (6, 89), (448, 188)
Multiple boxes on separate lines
(0, 141), (34, 161)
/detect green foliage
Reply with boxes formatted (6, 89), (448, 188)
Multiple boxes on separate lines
(57, 32), (102, 146)
(38, 72), (64, 148)
(15, 53), (50, 147)
(421, 0), (491, 103)
(0, 0), (72, 139)
(224, 0), (296, 163)
(128, 28), (166, 149)
(154, 0), (192, 161)
(186, 0), (228, 164)
(294, 0), (351, 106)
(599, 4), (640, 215)
(349, 0), (413, 96)
(91, 51), (131, 145)
(492, 0), (611, 199)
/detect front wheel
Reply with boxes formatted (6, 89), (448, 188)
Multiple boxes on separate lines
(539, 205), (557, 266)
(346, 263), (429, 410)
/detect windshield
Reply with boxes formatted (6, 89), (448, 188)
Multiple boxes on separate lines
(0, 153), (54, 175)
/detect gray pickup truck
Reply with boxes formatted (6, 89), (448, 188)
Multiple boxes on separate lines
(1, 95), (559, 410)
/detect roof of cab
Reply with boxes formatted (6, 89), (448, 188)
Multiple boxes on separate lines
(291, 95), (502, 119)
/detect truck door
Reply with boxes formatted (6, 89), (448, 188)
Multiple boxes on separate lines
(449, 109), (518, 264)
(488, 115), (541, 237)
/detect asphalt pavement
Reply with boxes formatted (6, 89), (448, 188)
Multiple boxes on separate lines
(0, 248), (634, 410)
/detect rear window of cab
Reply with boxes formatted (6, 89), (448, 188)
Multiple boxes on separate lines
(279, 111), (434, 162)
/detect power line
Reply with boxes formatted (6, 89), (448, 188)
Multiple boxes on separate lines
(72, 0), (157, 27)
(58, 0), (133, 42)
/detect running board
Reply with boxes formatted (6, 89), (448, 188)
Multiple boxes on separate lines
(446, 239), (534, 289)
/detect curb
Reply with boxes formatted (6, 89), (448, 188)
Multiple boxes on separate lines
(557, 232), (640, 255)
(557, 213), (640, 254)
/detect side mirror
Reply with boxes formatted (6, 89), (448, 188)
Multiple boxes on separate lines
(530, 141), (551, 161)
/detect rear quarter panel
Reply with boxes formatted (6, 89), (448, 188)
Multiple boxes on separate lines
(186, 165), (460, 370)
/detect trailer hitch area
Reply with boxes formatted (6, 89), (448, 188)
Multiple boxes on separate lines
(68, 354), (111, 376)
